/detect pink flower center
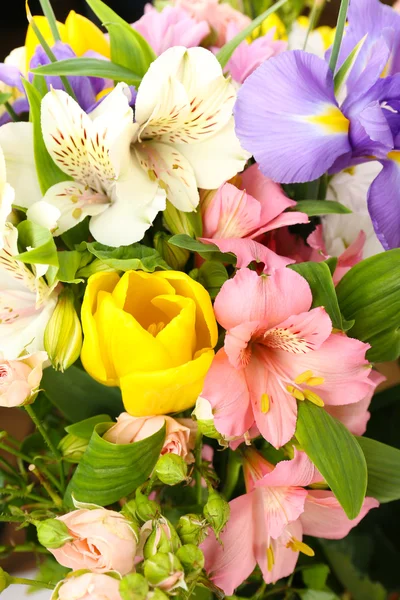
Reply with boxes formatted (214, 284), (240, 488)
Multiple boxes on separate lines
(0, 364), (12, 384)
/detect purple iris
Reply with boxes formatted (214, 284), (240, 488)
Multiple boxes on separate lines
(234, 0), (400, 250)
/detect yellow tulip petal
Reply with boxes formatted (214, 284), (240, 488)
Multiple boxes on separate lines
(154, 271), (218, 350)
(25, 16), (68, 72)
(120, 349), (215, 416)
(113, 271), (176, 330)
(81, 271), (120, 385)
(152, 295), (197, 366)
(64, 10), (110, 58)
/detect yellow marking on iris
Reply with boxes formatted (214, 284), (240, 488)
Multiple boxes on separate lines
(266, 545), (275, 571)
(387, 150), (400, 165)
(287, 537), (315, 557)
(304, 390), (325, 407)
(261, 393), (270, 414)
(307, 106), (349, 135)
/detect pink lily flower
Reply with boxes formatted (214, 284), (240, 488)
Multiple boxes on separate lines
(132, 4), (210, 56)
(201, 449), (379, 595)
(200, 163), (309, 272)
(202, 267), (373, 448)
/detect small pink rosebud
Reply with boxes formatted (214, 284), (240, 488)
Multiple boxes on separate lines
(52, 572), (122, 600)
(0, 351), (47, 408)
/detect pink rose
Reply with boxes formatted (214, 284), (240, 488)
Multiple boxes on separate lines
(49, 508), (137, 575)
(174, 0), (250, 46)
(0, 351), (47, 407)
(53, 572), (122, 600)
(104, 413), (196, 464)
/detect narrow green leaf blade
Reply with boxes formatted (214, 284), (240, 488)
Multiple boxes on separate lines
(216, 0), (289, 68)
(32, 58), (141, 86)
(84, 242), (170, 272)
(65, 415), (112, 439)
(295, 200), (351, 217)
(336, 249), (400, 362)
(169, 234), (236, 264)
(296, 401), (367, 519)
(356, 436), (400, 503)
(65, 422), (166, 506)
(334, 35), (367, 96)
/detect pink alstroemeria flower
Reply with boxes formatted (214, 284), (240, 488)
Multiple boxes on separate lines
(200, 163), (309, 272)
(201, 449), (379, 595)
(202, 267), (373, 448)
(132, 4), (210, 56)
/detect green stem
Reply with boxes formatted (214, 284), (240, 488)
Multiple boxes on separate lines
(1, 543), (49, 555)
(4, 102), (19, 122)
(328, 0), (350, 74)
(302, 0), (320, 51)
(28, 464), (63, 507)
(222, 451), (242, 500)
(194, 431), (203, 507)
(0, 487), (51, 504)
(25, 404), (65, 493)
(10, 576), (55, 590)
(0, 457), (22, 483)
(39, 0), (61, 42)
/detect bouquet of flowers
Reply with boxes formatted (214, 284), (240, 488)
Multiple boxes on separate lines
(1, 0), (400, 598)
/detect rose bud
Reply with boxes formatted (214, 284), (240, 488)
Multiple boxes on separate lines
(36, 518), (73, 549)
(58, 433), (88, 463)
(143, 552), (187, 592)
(176, 514), (207, 546)
(52, 572), (122, 600)
(192, 397), (227, 445)
(120, 573), (149, 600)
(204, 487), (230, 540)
(142, 517), (181, 559)
(155, 454), (188, 486)
(0, 351), (47, 408)
(135, 490), (160, 523)
(176, 544), (205, 575)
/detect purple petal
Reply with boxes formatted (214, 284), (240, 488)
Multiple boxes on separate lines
(368, 158), (400, 249)
(234, 50), (351, 184)
(0, 63), (24, 91)
(0, 97), (29, 125)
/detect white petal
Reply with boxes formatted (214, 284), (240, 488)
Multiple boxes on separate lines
(135, 141), (199, 211)
(139, 76), (190, 141)
(0, 122), (42, 208)
(39, 181), (92, 235)
(27, 200), (61, 232)
(90, 82), (135, 151)
(175, 118), (250, 189)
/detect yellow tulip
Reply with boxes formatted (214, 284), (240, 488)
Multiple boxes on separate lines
(25, 11), (110, 72)
(81, 270), (218, 416)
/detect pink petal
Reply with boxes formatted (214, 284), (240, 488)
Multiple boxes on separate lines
(255, 449), (316, 489)
(333, 231), (366, 284)
(253, 484), (308, 540)
(246, 349), (298, 448)
(263, 307), (332, 354)
(256, 520), (302, 585)
(301, 491), (379, 539)
(224, 320), (260, 369)
(214, 267), (313, 332)
(201, 493), (257, 596)
(250, 210), (310, 239)
(203, 237), (292, 272)
(202, 348), (254, 438)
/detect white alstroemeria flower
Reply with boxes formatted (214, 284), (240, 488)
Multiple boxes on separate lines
(27, 83), (166, 247)
(132, 46), (251, 211)
(0, 223), (58, 358)
(323, 162), (384, 259)
(0, 143), (15, 249)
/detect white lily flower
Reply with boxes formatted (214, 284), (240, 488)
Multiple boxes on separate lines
(323, 162), (384, 259)
(0, 223), (58, 358)
(0, 143), (15, 249)
(132, 46), (251, 211)
(28, 83), (166, 247)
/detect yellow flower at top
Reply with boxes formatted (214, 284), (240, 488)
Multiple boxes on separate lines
(297, 16), (336, 50)
(25, 10), (110, 71)
(248, 13), (287, 42)
(81, 270), (218, 417)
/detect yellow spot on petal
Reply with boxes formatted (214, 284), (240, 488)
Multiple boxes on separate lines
(294, 370), (313, 385)
(72, 208), (82, 219)
(307, 106), (349, 134)
(387, 150), (400, 164)
(266, 545), (275, 571)
(70, 195), (79, 203)
(304, 390), (325, 407)
(307, 376), (325, 386)
(261, 393), (270, 414)
(287, 537), (315, 557)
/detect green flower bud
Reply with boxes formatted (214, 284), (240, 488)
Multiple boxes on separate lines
(44, 288), (82, 372)
(176, 514), (207, 546)
(155, 454), (188, 486)
(58, 433), (88, 463)
(0, 568), (11, 592)
(154, 232), (189, 270)
(144, 552), (187, 592)
(148, 589), (169, 600)
(120, 573), (149, 600)
(36, 519), (73, 549)
(203, 488), (230, 540)
(176, 544), (205, 575)
(192, 397), (227, 445)
(135, 490), (160, 523)
(163, 201), (202, 237)
(143, 518), (181, 559)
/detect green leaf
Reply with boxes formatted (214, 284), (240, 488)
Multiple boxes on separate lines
(295, 200), (351, 217)
(22, 79), (69, 194)
(41, 365), (124, 423)
(0, 92), (11, 105)
(329, 0), (350, 74)
(194, 261), (229, 299)
(296, 401), (367, 519)
(32, 58), (141, 87)
(65, 415), (112, 440)
(65, 422), (165, 506)
(356, 437), (400, 503)
(302, 565), (330, 591)
(288, 262), (351, 331)
(61, 217), (90, 250)
(169, 234), (236, 264)
(83, 242), (170, 272)
(57, 251), (85, 283)
(85, 0), (156, 76)
(216, 0), (289, 68)
(299, 591), (339, 600)
(334, 35), (367, 97)
(336, 249), (400, 362)
(16, 220), (58, 267)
